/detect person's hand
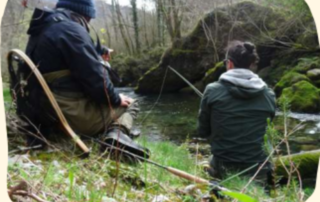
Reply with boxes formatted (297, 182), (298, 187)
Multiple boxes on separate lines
(119, 94), (134, 107)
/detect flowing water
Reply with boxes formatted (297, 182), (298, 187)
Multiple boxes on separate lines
(118, 88), (320, 154)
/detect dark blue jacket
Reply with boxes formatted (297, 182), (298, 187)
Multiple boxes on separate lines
(25, 8), (121, 106)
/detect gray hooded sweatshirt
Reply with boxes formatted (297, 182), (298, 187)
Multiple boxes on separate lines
(197, 69), (276, 163)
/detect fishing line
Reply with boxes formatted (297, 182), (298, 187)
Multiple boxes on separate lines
(139, 65), (202, 125)
(139, 66), (169, 125)
(168, 66), (203, 98)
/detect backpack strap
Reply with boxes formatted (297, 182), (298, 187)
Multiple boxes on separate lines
(27, 9), (66, 58)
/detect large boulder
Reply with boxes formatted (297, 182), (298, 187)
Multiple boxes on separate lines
(135, 1), (284, 94)
(112, 47), (165, 87)
(202, 62), (226, 88)
(279, 81), (320, 113)
(180, 62), (226, 93)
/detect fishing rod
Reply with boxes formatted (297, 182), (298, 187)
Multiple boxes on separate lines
(79, 133), (228, 189)
(167, 66), (203, 98)
(167, 66), (268, 187)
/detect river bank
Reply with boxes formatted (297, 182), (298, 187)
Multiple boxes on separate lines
(4, 85), (320, 154)
(7, 137), (316, 202)
(3, 85), (319, 201)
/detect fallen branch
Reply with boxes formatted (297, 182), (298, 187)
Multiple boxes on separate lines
(8, 180), (49, 202)
(9, 145), (43, 154)
(8, 190), (50, 202)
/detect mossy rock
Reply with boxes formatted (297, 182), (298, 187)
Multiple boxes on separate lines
(307, 69), (320, 81)
(293, 57), (320, 74)
(136, 1), (285, 94)
(265, 53), (320, 86)
(112, 47), (165, 87)
(279, 81), (320, 113)
(181, 62), (226, 93)
(314, 80), (320, 88)
(179, 80), (205, 95)
(202, 62), (226, 86)
(264, 65), (290, 86)
(274, 72), (310, 96)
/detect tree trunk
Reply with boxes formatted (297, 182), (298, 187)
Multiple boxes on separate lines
(151, 10), (157, 46)
(131, 0), (141, 54)
(171, 0), (182, 40)
(115, 1), (132, 54)
(156, 0), (165, 46)
(123, 13), (135, 54)
(160, 0), (174, 42)
(159, 0), (183, 43)
(101, 0), (112, 47)
(111, 0), (119, 42)
(142, 6), (150, 48)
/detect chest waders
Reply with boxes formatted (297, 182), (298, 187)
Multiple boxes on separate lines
(7, 49), (90, 155)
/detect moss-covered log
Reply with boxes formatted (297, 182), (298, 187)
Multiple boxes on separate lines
(275, 150), (320, 180)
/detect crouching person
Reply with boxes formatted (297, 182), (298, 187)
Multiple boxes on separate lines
(21, 0), (149, 159)
(197, 41), (276, 190)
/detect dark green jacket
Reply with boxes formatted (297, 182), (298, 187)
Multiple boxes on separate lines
(198, 78), (276, 163)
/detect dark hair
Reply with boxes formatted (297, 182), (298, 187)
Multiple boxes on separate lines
(225, 41), (260, 69)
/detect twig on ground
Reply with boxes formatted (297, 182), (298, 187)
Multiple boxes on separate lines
(8, 190), (50, 202)
(9, 145), (43, 154)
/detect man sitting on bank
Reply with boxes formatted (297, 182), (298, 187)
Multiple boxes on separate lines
(21, 0), (148, 157)
(197, 41), (276, 186)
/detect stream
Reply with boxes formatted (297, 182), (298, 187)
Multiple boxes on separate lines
(118, 88), (320, 154)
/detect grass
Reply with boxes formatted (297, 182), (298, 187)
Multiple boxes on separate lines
(7, 136), (315, 202)
(4, 84), (316, 201)
(138, 138), (201, 185)
(8, 140), (198, 201)
(2, 86), (11, 103)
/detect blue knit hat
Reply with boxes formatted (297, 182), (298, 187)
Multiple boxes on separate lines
(56, 0), (96, 19)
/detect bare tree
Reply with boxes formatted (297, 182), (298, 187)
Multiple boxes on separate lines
(160, 0), (183, 42)
(100, 0), (112, 47)
(142, 4), (150, 48)
(156, 0), (165, 45)
(115, 0), (133, 54)
(131, 0), (141, 53)
(111, 0), (119, 42)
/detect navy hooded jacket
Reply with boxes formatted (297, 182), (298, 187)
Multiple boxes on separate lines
(25, 8), (121, 106)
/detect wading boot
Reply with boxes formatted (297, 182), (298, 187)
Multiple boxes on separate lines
(129, 126), (141, 139)
(101, 128), (150, 162)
